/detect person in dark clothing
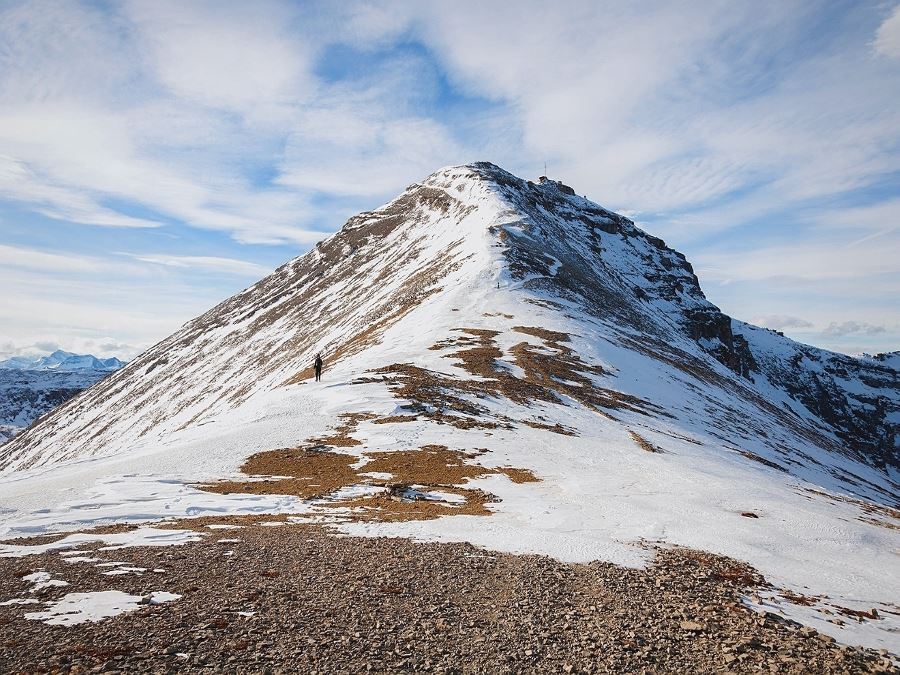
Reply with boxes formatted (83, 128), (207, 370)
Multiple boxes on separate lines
(314, 353), (323, 382)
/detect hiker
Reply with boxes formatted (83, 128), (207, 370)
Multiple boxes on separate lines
(314, 353), (323, 382)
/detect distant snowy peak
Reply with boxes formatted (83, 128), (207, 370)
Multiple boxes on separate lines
(0, 350), (126, 372)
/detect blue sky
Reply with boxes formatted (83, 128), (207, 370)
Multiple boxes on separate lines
(1, 0), (898, 359)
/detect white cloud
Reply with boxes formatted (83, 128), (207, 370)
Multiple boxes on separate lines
(822, 321), (888, 337)
(0, 243), (105, 274)
(0, 155), (162, 229)
(0, 1), (331, 244)
(122, 0), (315, 119)
(751, 315), (814, 331)
(131, 254), (272, 277)
(692, 234), (900, 284)
(874, 3), (900, 59)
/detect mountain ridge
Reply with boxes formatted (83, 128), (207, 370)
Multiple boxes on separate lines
(0, 161), (896, 481)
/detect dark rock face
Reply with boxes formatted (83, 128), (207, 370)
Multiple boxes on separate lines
(685, 309), (757, 379)
(746, 341), (899, 472)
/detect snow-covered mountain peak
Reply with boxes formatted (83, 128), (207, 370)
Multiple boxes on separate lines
(0, 162), (896, 480)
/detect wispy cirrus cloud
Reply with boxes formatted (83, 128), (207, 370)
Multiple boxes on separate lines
(130, 254), (273, 277)
(875, 3), (900, 59)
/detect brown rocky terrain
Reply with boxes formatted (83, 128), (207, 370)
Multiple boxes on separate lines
(0, 523), (896, 674)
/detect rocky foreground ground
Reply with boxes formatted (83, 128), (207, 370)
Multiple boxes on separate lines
(0, 523), (896, 674)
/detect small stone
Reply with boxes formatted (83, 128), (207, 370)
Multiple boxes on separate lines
(680, 621), (704, 632)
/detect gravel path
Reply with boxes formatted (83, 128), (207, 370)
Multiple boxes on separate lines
(0, 524), (895, 673)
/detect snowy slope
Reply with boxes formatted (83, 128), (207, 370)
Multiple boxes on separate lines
(0, 163), (897, 651)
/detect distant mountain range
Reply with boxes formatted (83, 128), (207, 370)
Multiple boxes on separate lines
(0, 350), (125, 372)
(0, 351), (126, 444)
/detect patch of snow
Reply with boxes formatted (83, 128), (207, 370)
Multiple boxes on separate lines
(62, 556), (99, 563)
(101, 566), (146, 576)
(22, 571), (69, 591)
(0, 598), (39, 605)
(24, 589), (181, 626)
(0, 527), (202, 558)
(148, 591), (181, 605)
(744, 590), (898, 654)
(25, 590), (143, 626)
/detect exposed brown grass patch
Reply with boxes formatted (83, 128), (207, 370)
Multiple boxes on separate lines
(361, 445), (490, 485)
(329, 488), (496, 522)
(375, 327), (661, 430)
(359, 445), (538, 487)
(0, 532), (71, 547)
(780, 590), (820, 607)
(308, 412), (376, 447)
(737, 449), (787, 472)
(373, 363), (504, 430)
(500, 467), (540, 484)
(522, 420), (577, 435)
(372, 414), (420, 425)
(200, 447), (359, 500)
(629, 430), (664, 453)
(197, 443), (539, 525)
(834, 605), (880, 621)
(710, 565), (761, 587)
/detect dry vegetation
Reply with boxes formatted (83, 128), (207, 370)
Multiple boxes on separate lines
(376, 326), (662, 433)
(308, 412), (375, 447)
(199, 428), (538, 524)
(629, 430), (664, 454)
